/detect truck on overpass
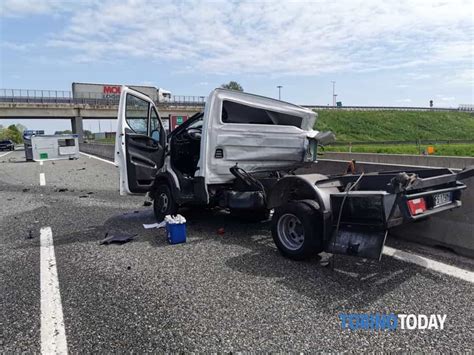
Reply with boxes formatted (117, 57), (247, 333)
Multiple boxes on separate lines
(72, 82), (171, 103)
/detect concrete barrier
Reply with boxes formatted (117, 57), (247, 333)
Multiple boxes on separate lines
(79, 142), (114, 161)
(323, 152), (474, 170)
(78, 144), (473, 257)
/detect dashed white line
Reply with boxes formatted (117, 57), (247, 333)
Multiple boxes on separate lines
(40, 160), (44, 166)
(39, 173), (46, 186)
(40, 226), (68, 354)
(383, 246), (474, 283)
(79, 152), (115, 165)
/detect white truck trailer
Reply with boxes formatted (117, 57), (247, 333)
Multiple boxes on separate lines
(72, 82), (171, 103)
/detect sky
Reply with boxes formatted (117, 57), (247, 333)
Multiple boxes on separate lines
(1, 0), (473, 133)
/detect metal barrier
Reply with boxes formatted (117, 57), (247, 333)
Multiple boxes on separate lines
(0, 88), (206, 106)
(304, 105), (465, 112)
(1, 88), (470, 111)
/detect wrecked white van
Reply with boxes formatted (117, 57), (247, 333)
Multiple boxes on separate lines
(115, 87), (472, 261)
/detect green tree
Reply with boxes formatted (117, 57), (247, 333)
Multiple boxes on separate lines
(220, 81), (244, 92)
(0, 125), (22, 143)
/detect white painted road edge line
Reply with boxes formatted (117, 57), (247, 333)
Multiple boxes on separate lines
(40, 226), (68, 354)
(383, 246), (474, 283)
(39, 173), (46, 186)
(0, 151), (13, 158)
(80, 150), (473, 283)
(79, 151), (115, 165)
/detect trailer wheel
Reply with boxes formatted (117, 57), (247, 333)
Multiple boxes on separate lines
(153, 184), (178, 222)
(271, 201), (323, 260)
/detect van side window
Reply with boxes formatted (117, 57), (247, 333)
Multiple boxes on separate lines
(222, 100), (303, 127)
(126, 94), (149, 135)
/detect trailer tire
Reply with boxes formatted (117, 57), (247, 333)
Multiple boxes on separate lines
(271, 201), (323, 260)
(153, 184), (178, 222)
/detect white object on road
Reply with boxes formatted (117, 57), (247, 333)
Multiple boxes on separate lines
(40, 226), (68, 354)
(165, 214), (186, 224)
(143, 221), (166, 229)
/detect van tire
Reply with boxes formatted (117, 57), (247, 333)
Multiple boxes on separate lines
(271, 201), (323, 260)
(153, 184), (178, 222)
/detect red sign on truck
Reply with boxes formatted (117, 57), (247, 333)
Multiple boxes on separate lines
(103, 86), (121, 94)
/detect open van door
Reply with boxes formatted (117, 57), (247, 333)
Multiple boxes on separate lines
(115, 86), (166, 195)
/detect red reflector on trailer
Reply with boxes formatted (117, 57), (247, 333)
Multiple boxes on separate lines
(407, 198), (427, 215)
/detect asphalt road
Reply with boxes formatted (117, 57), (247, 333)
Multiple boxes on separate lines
(1, 150), (473, 352)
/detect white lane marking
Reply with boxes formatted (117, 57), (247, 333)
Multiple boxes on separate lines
(39, 173), (46, 186)
(0, 151), (13, 158)
(40, 227), (68, 354)
(383, 246), (474, 283)
(79, 152), (115, 166)
(40, 160), (44, 166)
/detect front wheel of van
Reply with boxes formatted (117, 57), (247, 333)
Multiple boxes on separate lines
(153, 184), (178, 222)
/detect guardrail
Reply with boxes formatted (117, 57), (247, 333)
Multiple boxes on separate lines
(332, 139), (474, 146)
(2, 88), (471, 111)
(303, 105), (470, 112)
(0, 89), (206, 106)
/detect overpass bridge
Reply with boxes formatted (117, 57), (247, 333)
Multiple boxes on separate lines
(1, 88), (469, 141)
(0, 89), (205, 141)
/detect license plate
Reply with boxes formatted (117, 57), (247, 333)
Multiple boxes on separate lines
(433, 192), (452, 207)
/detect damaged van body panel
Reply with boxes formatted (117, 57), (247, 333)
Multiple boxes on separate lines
(115, 86), (472, 262)
(197, 89), (321, 187)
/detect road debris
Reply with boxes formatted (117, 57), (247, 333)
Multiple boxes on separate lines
(100, 231), (136, 245)
(143, 221), (166, 229)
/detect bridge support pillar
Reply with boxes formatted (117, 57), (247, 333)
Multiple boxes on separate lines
(71, 116), (84, 143)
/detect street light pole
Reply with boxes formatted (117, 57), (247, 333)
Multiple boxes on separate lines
(277, 85), (283, 100)
(331, 81), (336, 106)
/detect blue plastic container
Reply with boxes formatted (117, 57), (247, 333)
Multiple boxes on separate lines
(166, 222), (186, 244)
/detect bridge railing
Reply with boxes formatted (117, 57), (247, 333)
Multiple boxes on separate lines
(0, 89), (206, 106)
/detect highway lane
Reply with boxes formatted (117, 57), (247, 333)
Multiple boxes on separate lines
(1, 150), (473, 352)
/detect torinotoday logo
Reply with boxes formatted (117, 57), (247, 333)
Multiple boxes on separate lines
(339, 313), (447, 331)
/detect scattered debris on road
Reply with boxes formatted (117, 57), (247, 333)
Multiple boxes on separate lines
(143, 221), (166, 229)
(100, 231), (136, 245)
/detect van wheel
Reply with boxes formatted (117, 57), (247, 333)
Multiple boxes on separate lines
(153, 184), (178, 222)
(230, 208), (270, 222)
(271, 201), (323, 260)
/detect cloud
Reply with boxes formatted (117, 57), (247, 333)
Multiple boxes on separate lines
(4, 0), (474, 77)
